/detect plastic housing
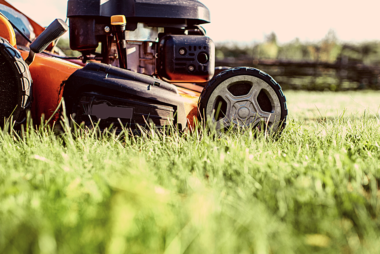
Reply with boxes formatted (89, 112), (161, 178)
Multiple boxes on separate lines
(158, 35), (215, 83)
(67, 0), (210, 25)
(63, 62), (187, 130)
(67, 0), (211, 51)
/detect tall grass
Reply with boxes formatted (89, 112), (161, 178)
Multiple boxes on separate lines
(1, 91), (380, 254)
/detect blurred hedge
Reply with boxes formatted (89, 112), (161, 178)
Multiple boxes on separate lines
(216, 31), (380, 66)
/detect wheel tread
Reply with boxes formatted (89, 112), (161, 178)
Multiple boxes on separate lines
(0, 37), (33, 125)
(199, 67), (288, 132)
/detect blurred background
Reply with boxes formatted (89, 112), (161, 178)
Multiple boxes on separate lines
(8, 0), (380, 90)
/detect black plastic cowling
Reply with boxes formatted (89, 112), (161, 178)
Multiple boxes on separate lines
(158, 35), (215, 83)
(67, 0), (211, 25)
(67, 0), (211, 51)
(63, 62), (187, 131)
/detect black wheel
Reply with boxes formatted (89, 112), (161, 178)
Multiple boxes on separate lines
(0, 37), (32, 127)
(198, 67), (287, 133)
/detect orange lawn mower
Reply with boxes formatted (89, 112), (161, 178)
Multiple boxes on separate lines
(0, 0), (287, 133)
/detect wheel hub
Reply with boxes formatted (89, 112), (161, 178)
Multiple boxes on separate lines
(237, 106), (250, 119)
(231, 100), (258, 125)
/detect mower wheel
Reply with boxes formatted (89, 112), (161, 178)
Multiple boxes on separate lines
(0, 37), (32, 127)
(198, 67), (287, 134)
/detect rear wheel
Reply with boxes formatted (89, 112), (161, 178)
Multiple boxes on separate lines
(198, 67), (287, 134)
(0, 37), (32, 127)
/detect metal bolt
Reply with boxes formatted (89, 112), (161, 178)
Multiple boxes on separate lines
(104, 26), (111, 33)
(188, 65), (195, 72)
(179, 48), (186, 55)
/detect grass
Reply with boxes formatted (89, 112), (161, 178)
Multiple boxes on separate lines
(1, 91), (380, 254)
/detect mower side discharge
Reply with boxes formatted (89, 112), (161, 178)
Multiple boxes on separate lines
(63, 63), (187, 131)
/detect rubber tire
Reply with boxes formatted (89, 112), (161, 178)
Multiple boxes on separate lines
(0, 37), (32, 127)
(198, 67), (288, 133)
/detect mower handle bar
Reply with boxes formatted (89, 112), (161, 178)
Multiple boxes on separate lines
(30, 19), (68, 54)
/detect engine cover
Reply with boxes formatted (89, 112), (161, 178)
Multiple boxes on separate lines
(157, 35), (215, 83)
(67, 0), (210, 25)
(63, 62), (187, 131)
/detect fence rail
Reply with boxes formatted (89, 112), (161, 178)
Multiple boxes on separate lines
(216, 58), (380, 90)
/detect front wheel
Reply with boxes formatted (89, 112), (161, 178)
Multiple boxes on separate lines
(0, 37), (33, 127)
(198, 67), (287, 134)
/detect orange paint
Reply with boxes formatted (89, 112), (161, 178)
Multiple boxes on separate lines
(177, 88), (201, 128)
(0, 0), (44, 37)
(19, 50), (81, 123)
(0, 13), (16, 46)
(17, 49), (201, 127)
(1, 0), (204, 128)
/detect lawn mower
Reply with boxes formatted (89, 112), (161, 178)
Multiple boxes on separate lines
(0, 0), (288, 133)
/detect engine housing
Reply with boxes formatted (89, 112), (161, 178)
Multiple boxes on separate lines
(157, 35), (215, 83)
(66, 0), (215, 83)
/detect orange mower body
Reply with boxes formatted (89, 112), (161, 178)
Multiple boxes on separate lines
(0, 0), (288, 133)
(0, 0), (200, 128)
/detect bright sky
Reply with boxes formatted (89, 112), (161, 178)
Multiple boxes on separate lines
(7, 0), (380, 44)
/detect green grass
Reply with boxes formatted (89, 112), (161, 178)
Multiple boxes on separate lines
(2, 91), (380, 254)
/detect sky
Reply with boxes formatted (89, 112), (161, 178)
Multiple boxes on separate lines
(6, 0), (380, 44)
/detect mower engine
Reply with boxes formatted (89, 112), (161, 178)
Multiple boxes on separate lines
(60, 0), (226, 131)
(67, 0), (215, 83)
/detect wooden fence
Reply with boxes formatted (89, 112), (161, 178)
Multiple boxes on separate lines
(216, 57), (380, 90)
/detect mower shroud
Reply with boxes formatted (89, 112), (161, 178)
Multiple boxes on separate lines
(0, 0), (287, 133)
(0, 0), (200, 129)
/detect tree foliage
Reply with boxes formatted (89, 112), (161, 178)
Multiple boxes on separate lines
(216, 30), (380, 65)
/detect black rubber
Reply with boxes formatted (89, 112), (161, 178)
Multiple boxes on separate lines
(0, 37), (32, 127)
(198, 67), (288, 132)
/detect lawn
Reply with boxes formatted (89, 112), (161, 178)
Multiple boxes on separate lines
(1, 91), (380, 254)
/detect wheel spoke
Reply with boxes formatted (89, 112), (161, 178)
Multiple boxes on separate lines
(251, 116), (262, 127)
(247, 81), (266, 101)
(251, 111), (276, 124)
(215, 117), (231, 129)
(219, 86), (240, 104)
(250, 87), (275, 120)
(253, 109), (271, 119)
